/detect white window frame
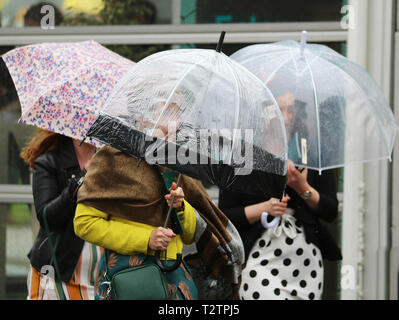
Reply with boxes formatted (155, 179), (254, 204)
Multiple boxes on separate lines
(0, 22), (346, 45)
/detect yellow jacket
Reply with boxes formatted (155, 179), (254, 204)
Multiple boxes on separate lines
(74, 200), (196, 260)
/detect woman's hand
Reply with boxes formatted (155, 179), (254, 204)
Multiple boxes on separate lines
(164, 182), (185, 211)
(148, 227), (176, 251)
(244, 194), (290, 224)
(265, 195), (291, 217)
(286, 161), (310, 195)
(286, 161), (321, 210)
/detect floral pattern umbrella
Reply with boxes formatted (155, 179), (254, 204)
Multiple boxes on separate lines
(2, 40), (135, 147)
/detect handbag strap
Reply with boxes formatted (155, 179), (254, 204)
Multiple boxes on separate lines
(42, 206), (66, 300)
(102, 249), (150, 274)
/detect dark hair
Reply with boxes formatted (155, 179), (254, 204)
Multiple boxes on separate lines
(138, 0), (157, 24)
(290, 99), (308, 140)
(319, 95), (345, 166)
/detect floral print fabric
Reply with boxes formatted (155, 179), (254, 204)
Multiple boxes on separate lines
(2, 40), (134, 147)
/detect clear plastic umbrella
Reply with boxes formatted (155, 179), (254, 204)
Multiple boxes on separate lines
(231, 31), (398, 173)
(86, 35), (288, 197)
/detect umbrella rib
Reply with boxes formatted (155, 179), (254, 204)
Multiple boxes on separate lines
(224, 59), (241, 165)
(288, 47), (300, 74)
(99, 66), (136, 114)
(319, 54), (393, 158)
(229, 57), (289, 173)
(150, 54), (208, 137)
(263, 54), (295, 86)
(233, 41), (297, 66)
(236, 49), (291, 66)
(312, 59), (348, 166)
(100, 50), (177, 116)
(303, 53), (322, 173)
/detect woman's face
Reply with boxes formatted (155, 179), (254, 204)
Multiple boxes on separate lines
(155, 102), (182, 139)
(139, 101), (183, 140)
(276, 93), (296, 139)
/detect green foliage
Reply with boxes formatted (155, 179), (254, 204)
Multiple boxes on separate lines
(100, 0), (155, 25)
(62, 0), (169, 62)
(62, 11), (103, 25)
(8, 204), (31, 225)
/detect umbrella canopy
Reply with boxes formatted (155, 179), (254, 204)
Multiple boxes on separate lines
(86, 47), (288, 197)
(231, 33), (398, 172)
(2, 40), (135, 147)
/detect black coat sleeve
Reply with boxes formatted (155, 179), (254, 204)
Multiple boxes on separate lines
(218, 189), (251, 232)
(32, 155), (80, 231)
(218, 189), (265, 261)
(308, 170), (339, 223)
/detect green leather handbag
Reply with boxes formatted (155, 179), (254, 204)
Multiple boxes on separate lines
(97, 250), (169, 300)
(107, 263), (169, 300)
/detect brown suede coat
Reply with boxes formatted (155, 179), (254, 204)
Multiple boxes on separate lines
(77, 146), (242, 295)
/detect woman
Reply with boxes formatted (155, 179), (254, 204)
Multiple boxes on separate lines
(73, 146), (200, 300)
(219, 92), (342, 300)
(21, 128), (101, 300)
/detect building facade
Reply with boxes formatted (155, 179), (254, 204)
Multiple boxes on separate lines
(0, 0), (397, 300)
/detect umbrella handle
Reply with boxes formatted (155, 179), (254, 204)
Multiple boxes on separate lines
(154, 251), (182, 272)
(300, 30), (307, 55)
(155, 173), (183, 272)
(261, 212), (281, 229)
(216, 31), (226, 52)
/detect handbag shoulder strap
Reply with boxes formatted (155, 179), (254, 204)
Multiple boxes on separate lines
(42, 206), (66, 300)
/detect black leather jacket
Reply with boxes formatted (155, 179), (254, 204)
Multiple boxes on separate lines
(28, 138), (86, 282)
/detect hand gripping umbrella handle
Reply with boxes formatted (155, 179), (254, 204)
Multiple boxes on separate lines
(155, 174), (183, 272)
(154, 251), (182, 272)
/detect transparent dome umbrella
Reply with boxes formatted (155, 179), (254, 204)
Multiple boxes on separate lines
(86, 33), (288, 198)
(2, 40), (135, 147)
(231, 31), (398, 173)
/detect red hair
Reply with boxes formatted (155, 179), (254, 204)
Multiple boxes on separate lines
(20, 129), (67, 170)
